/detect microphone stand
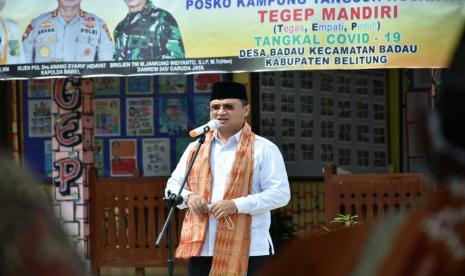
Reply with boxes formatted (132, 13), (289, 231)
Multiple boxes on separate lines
(155, 133), (207, 276)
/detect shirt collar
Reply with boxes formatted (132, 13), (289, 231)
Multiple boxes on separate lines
(128, 0), (154, 16)
(213, 129), (243, 145)
(145, 0), (155, 10)
(55, 9), (81, 25)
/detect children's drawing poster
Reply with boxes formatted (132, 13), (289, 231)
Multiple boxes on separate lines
(28, 99), (51, 137)
(94, 98), (121, 136)
(126, 98), (154, 136)
(94, 77), (120, 96)
(194, 74), (222, 93)
(159, 75), (186, 94)
(28, 79), (52, 98)
(142, 138), (170, 176)
(110, 139), (137, 177)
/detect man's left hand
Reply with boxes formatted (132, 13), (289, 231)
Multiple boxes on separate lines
(211, 200), (238, 220)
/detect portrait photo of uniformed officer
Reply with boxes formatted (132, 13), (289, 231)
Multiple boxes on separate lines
(114, 0), (185, 60)
(22, 0), (114, 63)
(0, 0), (25, 64)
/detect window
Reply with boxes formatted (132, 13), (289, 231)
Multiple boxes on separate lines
(374, 151), (387, 167)
(357, 150), (369, 167)
(321, 73), (334, 92)
(300, 95), (313, 114)
(301, 144), (314, 161)
(281, 94), (295, 113)
(357, 125), (369, 143)
(321, 121), (334, 139)
(301, 119), (314, 138)
(281, 72), (295, 89)
(355, 72), (369, 95)
(338, 100), (351, 118)
(260, 117), (276, 136)
(357, 102), (369, 119)
(261, 92), (276, 112)
(374, 127), (386, 144)
(373, 104), (385, 120)
(339, 148), (351, 166)
(373, 79), (385, 96)
(300, 72), (314, 90)
(322, 144), (334, 162)
(339, 124), (351, 142)
(321, 97), (334, 116)
(337, 74), (351, 94)
(282, 142), (296, 162)
(261, 72), (276, 87)
(281, 118), (295, 137)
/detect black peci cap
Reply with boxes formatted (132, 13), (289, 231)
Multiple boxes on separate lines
(210, 81), (248, 102)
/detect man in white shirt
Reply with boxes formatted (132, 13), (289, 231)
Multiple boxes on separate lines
(165, 81), (290, 275)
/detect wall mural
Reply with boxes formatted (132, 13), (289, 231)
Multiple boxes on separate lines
(52, 78), (94, 258)
(53, 79), (83, 195)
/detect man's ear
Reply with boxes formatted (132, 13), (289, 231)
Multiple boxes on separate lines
(243, 104), (251, 118)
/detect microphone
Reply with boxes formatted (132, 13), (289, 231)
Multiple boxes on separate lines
(189, 120), (220, 138)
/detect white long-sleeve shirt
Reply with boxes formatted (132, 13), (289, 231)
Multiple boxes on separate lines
(165, 130), (291, 256)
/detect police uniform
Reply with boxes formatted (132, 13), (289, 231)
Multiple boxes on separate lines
(114, 0), (185, 60)
(0, 18), (25, 64)
(159, 99), (187, 135)
(22, 9), (114, 63)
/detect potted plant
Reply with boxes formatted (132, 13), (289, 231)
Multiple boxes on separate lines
(322, 214), (360, 232)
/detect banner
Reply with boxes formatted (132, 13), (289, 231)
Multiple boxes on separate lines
(0, 0), (464, 79)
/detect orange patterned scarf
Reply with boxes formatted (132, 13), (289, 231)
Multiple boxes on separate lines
(176, 123), (255, 276)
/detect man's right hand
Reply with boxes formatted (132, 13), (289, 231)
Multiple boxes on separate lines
(186, 194), (209, 215)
